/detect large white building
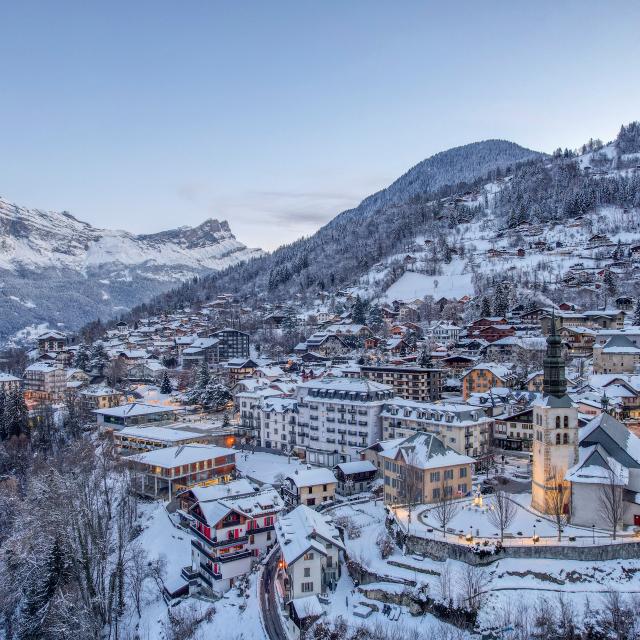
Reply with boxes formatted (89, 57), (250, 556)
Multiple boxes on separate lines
(295, 377), (394, 466)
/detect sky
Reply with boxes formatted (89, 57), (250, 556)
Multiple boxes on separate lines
(1, 1), (639, 251)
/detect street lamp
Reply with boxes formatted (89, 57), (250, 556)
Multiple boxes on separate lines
(532, 524), (539, 543)
(592, 524), (595, 545)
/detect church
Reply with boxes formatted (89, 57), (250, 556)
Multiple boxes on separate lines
(531, 315), (640, 529)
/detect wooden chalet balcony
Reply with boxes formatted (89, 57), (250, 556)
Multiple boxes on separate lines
(191, 528), (249, 549)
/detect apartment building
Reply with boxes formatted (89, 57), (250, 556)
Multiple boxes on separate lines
(360, 364), (443, 402)
(295, 377), (394, 466)
(23, 362), (66, 402)
(380, 398), (492, 459)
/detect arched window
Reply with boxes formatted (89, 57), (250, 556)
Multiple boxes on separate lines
(555, 416), (561, 429)
(555, 433), (561, 445)
(564, 416), (569, 429)
(563, 433), (569, 444)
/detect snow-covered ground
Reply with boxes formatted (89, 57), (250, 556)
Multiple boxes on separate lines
(130, 500), (267, 640)
(331, 499), (640, 637)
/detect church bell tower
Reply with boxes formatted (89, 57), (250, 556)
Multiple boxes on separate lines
(531, 313), (579, 513)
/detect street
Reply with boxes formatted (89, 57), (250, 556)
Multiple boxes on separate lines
(259, 546), (288, 640)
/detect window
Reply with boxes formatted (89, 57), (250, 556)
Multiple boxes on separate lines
(301, 582), (314, 593)
(444, 469), (454, 480)
(555, 433), (561, 445)
(303, 552), (314, 561)
(563, 433), (569, 444)
(459, 467), (467, 478)
(432, 487), (441, 500)
(564, 416), (569, 428)
(555, 416), (561, 429)
(430, 471), (440, 483)
(304, 568), (311, 577)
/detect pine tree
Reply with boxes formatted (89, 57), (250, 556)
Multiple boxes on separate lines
(418, 347), (432, 368)
(366, 305), (384, 332)
(73, 343), (91, 371)
(633, 299), (640, 326)
(201, 378), (232, 411)
(352, 296), (367, 325)
(603, 270), (617, 297)
(0, 389), (6, 441)
(160, 371), (172, 395)
(88, 342), (109, 375)
(280, 306), (299, 334)
(195, 358), (210, 390)
(480, 296), (491, 318)
(6, 387), (28, 440)
(493, 284), (509, 317)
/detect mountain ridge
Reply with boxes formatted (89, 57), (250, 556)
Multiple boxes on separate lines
(0, 197), (261, 343)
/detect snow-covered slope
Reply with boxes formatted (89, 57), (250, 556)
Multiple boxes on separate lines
(0, 197), (262, 342)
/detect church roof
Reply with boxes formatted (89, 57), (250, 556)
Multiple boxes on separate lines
(579, 413), (640, 469)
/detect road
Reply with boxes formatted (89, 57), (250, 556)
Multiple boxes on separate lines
(259, 545), (288, 640)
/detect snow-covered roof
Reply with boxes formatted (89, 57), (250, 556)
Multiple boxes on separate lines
(334, 460), (377, 475)
(94, 402), (177, 417)
(185, 478), (256, 502)
(380, 432), (474, 470)
(117, 425), (203, 443)
(128, 444), (235, 468)
(290, 595), (325, 619)
(0, 372), (21, 383)
(275, 505), (344, 565)
(566, 444), (629, 486)
(286, 467), (337, 488)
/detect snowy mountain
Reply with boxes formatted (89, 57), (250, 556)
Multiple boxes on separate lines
(0, 197), (261, 343)
(121, 139), (544, 318)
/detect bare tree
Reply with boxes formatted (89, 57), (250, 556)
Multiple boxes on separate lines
(457, 564), (490, 613)
(431, 479), (459, 538)
(544, 466), (570, 542)
(486, 490), (518, 542)
(598, 467), (625, 540)
(398, 450), (423, 534)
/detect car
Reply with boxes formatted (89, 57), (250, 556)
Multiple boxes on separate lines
(480, 484), (495, 495)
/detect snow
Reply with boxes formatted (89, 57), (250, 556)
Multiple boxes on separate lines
(384, 269), (474, 302)
(132, 501), (267, 640)
(128, 443), (235, 467)
(235, 450), (306, 485)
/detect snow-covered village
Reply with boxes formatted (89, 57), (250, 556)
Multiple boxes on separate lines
(2, 3), (640, 640)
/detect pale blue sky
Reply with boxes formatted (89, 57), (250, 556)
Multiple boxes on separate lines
(1, 1), (639, 249)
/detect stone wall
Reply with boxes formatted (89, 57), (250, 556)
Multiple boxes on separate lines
(401, 533), (640, 565)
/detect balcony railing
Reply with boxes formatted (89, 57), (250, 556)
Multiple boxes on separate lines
(218, 549), (253, 564)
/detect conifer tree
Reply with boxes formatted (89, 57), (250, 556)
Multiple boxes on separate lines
(352, 296), (367, 325)
(633, 299), (640, 326)
(160, 371), (172, 395)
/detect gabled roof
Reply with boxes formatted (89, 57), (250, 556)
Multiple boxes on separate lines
(379, 432), (474, 469)
(566, 444), (629, 485)
(275, 505), (344, 565)
(580, 413), (640, 469)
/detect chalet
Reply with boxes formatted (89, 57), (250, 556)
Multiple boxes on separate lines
(0, 372), (21, 393)
(281, 467), (337, 508)
(37, 330), (67, 357)
(79, 385), (123, 412)
(181, 337), (221, 368)
(493, 408), (534, 452)
(332, 460), (377, 496)
(127, 360), (166, 382)
(275, 505), (343, 615)
(380, 432), (474, 505)
(184, 485), (284, 595)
